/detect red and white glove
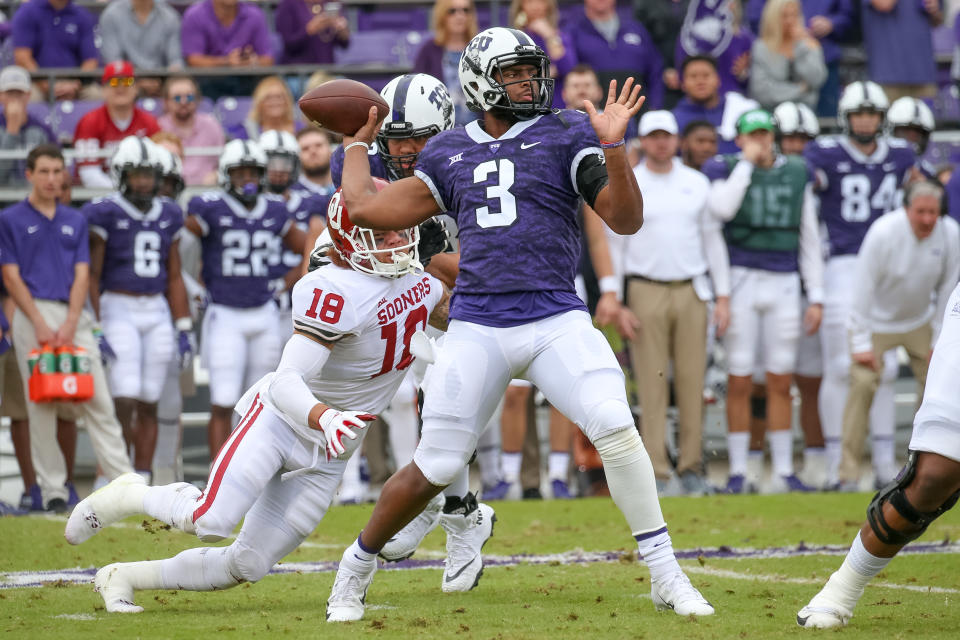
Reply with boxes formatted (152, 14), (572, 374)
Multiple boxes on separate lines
(317, 408), (377, 460)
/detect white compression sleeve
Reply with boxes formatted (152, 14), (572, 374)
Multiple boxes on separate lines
(267, 333), (331, 428)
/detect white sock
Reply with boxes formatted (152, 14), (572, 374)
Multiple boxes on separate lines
(825, 439), (842, 485)
(348, 535), (379, 564)
(143, 483), (202, 534)
(119, 560), (164, 591)
(824, 533), (892, 612)
(548, 452), (569, 481)
(871, 437), (896, 480)
(636, 528), (681, 583)
(442, 467), (469, 499)
(804, 447), (825, 465)
(159, 547), (240, 591)
(727, 432), (750, 476)
(477, 445), (502, 487)
(747, 451), (765, 486)
(768, 429), (793, 477)
(846, 532), (892, 578)
(501, 451), (522, 483)
(594, 428), (666, 536)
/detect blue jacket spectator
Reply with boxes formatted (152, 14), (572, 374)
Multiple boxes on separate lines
(862, 0), (941, 98)
(565, 0), (665, 109)
(275, 0), (350, 64)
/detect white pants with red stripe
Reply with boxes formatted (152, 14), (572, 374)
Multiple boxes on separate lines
(143, 396), (346, 581)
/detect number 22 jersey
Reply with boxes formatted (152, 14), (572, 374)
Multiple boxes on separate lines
(413, 110), (604, 327)
(804, 135), (915, 258)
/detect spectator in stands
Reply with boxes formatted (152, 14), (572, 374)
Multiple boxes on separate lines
(561, 63), (604, 110)
(0, 66), (56, 187)
(799, 1), (856, 117)
(675, 0), (754, 99)
(509, 0), (577, 109)
(158, 75), (223, 186)
(181, 0), (275, 99)
(12, 0), (99, 101)
(633, 0), (690, 109)
(680, 119), (718, 171)
(293, 127), (334, 195)
(275, 0), (350, 65)
(74, 61), (161, 188)
(748, 0), (827, 111)
(566, 0), (664, 109)
(227, 75), (297, 141)
(672, 55), (759, 154)
(413, 0), (479, 126)
(99, 0), (184, 98)
(607, 110), (728, 496)
(0, 145), (134, 512)
(864, 0), (941, 100)
(839, 180), (959, 490)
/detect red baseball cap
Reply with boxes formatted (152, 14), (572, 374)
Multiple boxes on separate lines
(102, 61), (135, 84)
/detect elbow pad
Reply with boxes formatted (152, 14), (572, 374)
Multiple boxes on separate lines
(576, 153), (609, 209)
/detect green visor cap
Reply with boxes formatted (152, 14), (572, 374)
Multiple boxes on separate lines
(737, 109), (775, 134)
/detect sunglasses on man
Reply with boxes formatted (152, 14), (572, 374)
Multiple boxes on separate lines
(171, 94), (196, 104)
(107, 76), (135, 88)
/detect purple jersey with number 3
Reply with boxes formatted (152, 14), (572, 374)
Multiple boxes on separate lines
(804, 135), (915, 257)
(188, 191), (293, 308)
(414, 110), (603, 327)
(83, 194), (184, 295)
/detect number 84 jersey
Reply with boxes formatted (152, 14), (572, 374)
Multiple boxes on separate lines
(289, 264), (443, 415)
(804, 135), (915, 258)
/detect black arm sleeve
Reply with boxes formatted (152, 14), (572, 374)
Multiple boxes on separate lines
(576, 152), (609, 210)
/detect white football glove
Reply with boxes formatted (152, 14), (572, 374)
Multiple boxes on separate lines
(317, 408), (377, 460)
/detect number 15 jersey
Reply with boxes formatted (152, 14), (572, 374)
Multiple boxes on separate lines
(282, 264), (443, 432)
(804, 135), (915, 257)
(413, 110), (604, 327)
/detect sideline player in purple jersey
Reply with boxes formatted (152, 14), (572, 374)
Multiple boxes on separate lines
(259, 129), (328, 341)
(183, 140), (305, 459)
(804, 81), (917, 489)
(84, 136), (193, 481)
(326, 27), (714, 622)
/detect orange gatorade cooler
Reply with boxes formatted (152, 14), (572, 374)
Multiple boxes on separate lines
(29, 344), (94, 403)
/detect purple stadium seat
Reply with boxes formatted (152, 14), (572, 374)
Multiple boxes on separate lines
(475, 4), (510, 29)
(924, 139), (960, 165)
(25, 102), (55, 131)
(932, 85), (960, 124)
(335, 30), (407, 65)
(214, 96), (254, 131)
(932, 25), (955, 58)
(199, 96), (215, 114)
(357, 6), (429, 31)
(53, 100), (100, 144)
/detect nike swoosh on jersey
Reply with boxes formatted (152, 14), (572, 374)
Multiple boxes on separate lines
(520, 142), (542, 149)
(444, 556), (479, 581)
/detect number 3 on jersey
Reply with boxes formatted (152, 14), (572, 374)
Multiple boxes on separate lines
(474, 159), (517, 228)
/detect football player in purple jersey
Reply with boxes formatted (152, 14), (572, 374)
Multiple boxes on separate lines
(326, 27), (714, 622)
(182, 140), (305, 458)
(84, 136), (193, 482)
(804, 81), (917, 490)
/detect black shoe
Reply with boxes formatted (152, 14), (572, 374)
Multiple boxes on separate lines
(46, 498), (68, 513)
(522, 488), (542, 500)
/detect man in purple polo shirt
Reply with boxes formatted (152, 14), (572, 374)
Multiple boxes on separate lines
(565, 0), (665, 109)
(11, 0), (99, 101)
(862, 0), (942, 100)
(0, 145), (133, 512)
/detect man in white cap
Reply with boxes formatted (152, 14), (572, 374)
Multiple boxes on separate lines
(606, 110), (730, 496)
(0, 65), (55, 186)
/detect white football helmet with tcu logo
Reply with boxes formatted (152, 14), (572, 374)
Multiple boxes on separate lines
(377, 73), (455, 180)
(838, 81), (888, 143)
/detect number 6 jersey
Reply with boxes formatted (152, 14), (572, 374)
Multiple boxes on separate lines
(278, 263), (443, 427)
(804, 135), (915, 258)
(83, 193), (184, 294)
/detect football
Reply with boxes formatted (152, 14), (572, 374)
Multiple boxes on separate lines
(298, 79), (390, 136)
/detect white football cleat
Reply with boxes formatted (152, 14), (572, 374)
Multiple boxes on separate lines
(65, 473), (147, 545)
(379, 493), (443, 562)
(797, 575), (858, 629)
(95, 564), (144, 613)
(651, 571), (715, 616)
(440, 498), (496, 593)
(326, 548), (378, 622)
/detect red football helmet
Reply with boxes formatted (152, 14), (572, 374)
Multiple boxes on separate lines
(326, 177), (421, 278)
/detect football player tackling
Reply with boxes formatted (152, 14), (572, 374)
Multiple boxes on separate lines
(326, 27), (714, 621)
(63, 186), (450, 613)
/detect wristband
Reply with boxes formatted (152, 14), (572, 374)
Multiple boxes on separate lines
(598, 276), (619, 295)
(175, 317), (193, 332)
(601, 139), (625, 149)
(343, 141), (371, 154)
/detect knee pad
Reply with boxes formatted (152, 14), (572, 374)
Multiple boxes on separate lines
(413, 445), (471, 487)
(867, 451), (960, 546)
(227, 539), (273, 584)
(750, 394), (767, 420)
(584, 397), (634, 440)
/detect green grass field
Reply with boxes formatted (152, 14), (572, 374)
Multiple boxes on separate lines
(2, 493), (960, 639)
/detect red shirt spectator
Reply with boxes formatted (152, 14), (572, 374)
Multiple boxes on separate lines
(73, 61), (160, 187)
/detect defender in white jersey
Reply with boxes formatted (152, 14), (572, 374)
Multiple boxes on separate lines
(63, 182), (450, 614)
(797, 281), (960, 630)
